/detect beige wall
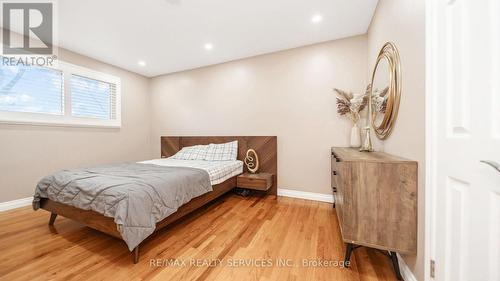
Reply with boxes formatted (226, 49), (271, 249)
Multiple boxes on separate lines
(149, 35), (368, 194)
(367, 0), (426, 280)
(0, 48), (152, 202)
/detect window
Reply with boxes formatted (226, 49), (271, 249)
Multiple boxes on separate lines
(71, 75), (116, 120)
(0, 66), (63, 115)
(0, 61), (121, 127)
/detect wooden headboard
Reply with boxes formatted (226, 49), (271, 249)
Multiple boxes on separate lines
(161, 136), (277, 195)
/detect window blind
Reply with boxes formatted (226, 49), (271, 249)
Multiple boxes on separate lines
(70, 74), (117, 120)
(0, 65), (63, 115)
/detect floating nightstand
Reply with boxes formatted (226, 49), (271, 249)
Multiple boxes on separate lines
(237, 172), (273, 191)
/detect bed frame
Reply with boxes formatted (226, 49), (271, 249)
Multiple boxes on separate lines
(40, 136), (277, 263)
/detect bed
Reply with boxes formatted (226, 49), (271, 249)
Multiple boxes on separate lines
(33, 136), (277, 263)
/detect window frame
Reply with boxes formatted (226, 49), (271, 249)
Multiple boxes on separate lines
(0, 61), (121, 128)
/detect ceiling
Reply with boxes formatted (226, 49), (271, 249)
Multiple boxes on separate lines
(38, 0), (378, 77)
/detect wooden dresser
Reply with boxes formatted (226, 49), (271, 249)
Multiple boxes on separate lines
(331, 147), (418, 258)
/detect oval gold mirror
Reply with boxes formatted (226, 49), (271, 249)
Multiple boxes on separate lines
(369, 42), (401, 139)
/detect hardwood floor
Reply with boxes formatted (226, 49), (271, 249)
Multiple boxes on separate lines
(0, 194), (398, 281)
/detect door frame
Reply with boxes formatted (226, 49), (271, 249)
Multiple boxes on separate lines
(425, 0), (439, 280)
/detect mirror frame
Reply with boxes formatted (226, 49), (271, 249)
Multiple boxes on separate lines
(369, 42), (402, 140)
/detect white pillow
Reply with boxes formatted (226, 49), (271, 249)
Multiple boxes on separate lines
(204, 141), (238, 161)
(171, 144), (209, 160)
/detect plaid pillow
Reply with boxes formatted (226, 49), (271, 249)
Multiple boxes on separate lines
(171, 145), (209, 160)
(204, 141), (238, 161)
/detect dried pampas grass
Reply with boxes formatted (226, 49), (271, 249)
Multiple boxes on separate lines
(333, 86), (368, 123)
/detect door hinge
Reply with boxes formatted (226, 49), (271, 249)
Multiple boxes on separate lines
(430, 260), (435, 278)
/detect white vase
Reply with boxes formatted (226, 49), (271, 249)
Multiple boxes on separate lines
(350, 123), (361, 148)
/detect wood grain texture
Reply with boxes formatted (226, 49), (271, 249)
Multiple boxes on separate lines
(0, 194), (397, 281)
(332, 147), (418, 254)
(237, 173), (273, 191)
(40, 199), (121, 238)
(161, 136), (278, 195)
(332, 147), (413, 163)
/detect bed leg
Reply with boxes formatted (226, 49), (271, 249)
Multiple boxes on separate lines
(133, 246), (140, 264)
(48, 213), (57, 225)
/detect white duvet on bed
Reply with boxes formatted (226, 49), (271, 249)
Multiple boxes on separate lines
(139, 158), (243, 185)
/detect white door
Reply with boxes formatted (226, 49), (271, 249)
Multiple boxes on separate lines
(427, 0), (500, 281)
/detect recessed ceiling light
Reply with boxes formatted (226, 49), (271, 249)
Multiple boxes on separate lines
(204, 43), (213, 50)
(138, 60), (146, 66)
(311, 14), (323, 23)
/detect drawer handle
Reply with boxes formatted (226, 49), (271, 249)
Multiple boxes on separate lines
(332, 171), (337, 175)
(331, 152), (340, 161)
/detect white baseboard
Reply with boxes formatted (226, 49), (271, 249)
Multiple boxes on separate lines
(277, 188), (334, 203)
(397, 253), (418, 281)
(0, 197), (33, 212)
(4, 191), (334, 211)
